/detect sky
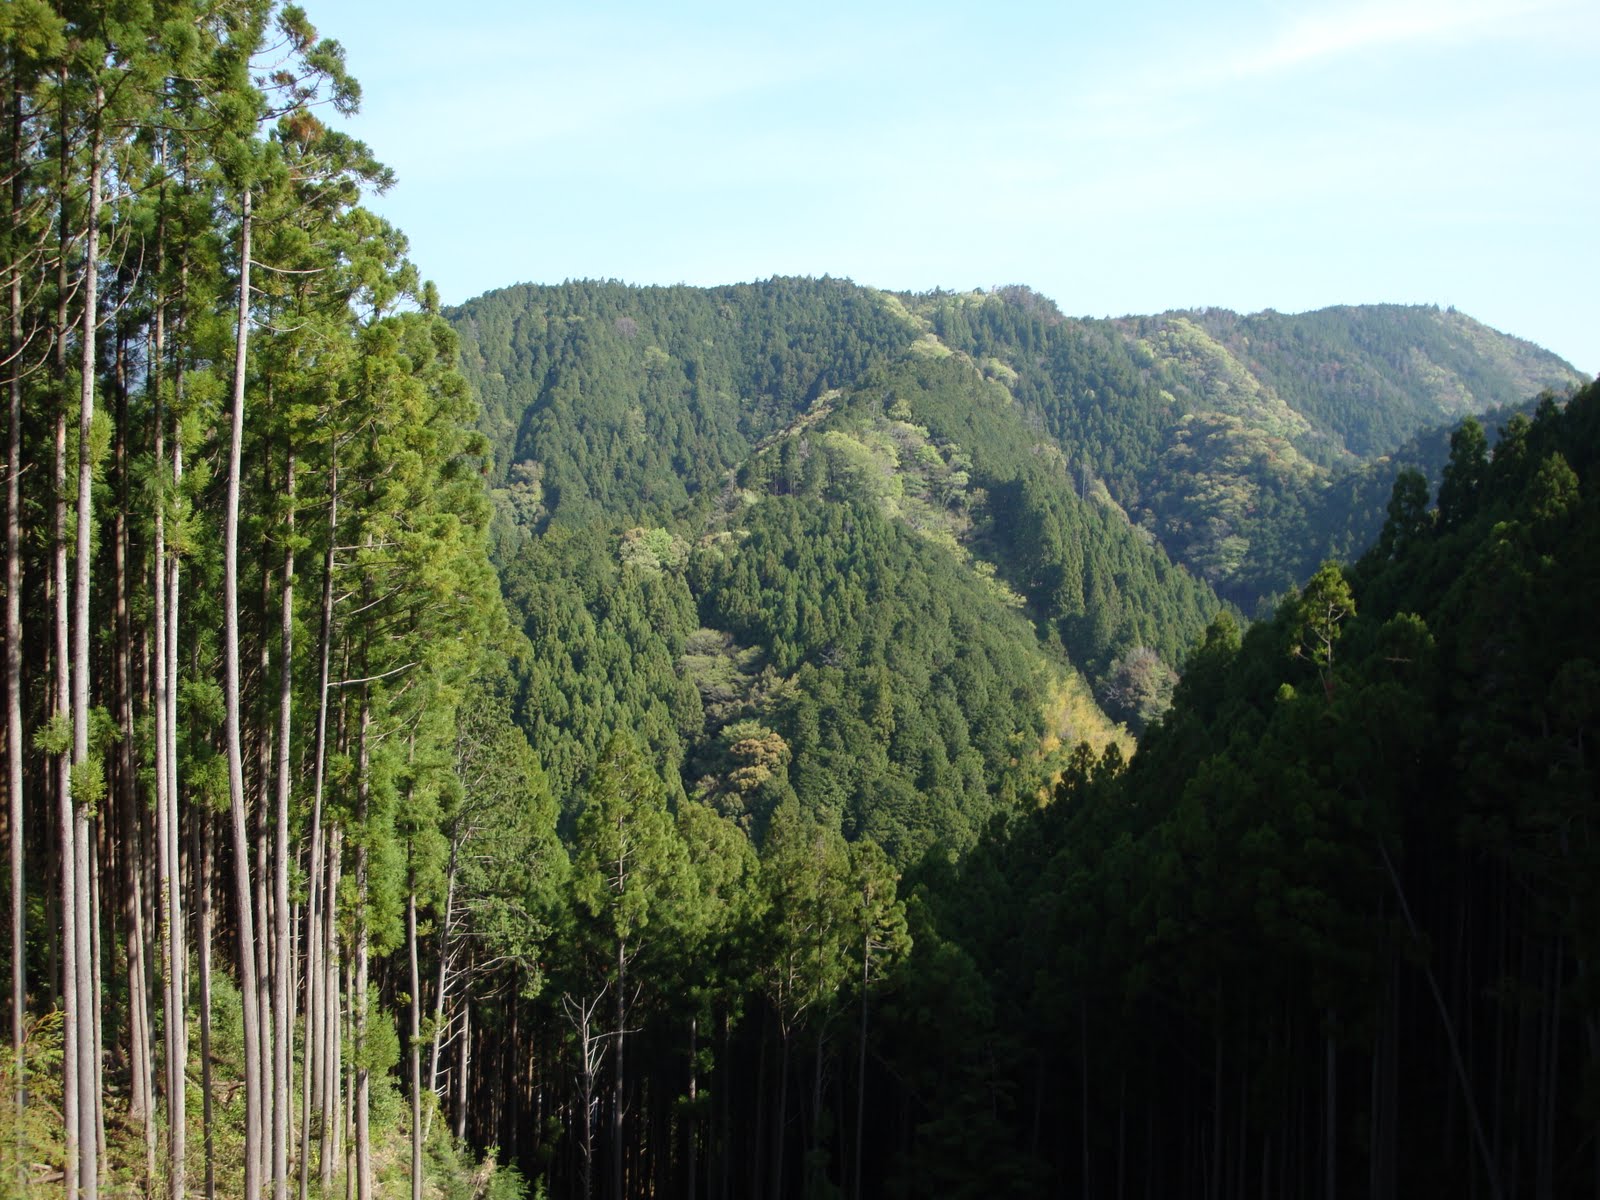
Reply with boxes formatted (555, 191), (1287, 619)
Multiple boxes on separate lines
(306, 0), (1598, 373)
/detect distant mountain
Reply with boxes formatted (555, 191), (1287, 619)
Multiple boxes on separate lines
(895, 287), (1585, 604)
(446, 279), (1584, 854)
(1176, 303), (1585, 459)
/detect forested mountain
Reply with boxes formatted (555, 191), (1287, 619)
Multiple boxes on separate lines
(1181, 302), (1583, 457)
(416, 278), (1595, 1199)
(454, 278), (1229, 861)
(454, 281), (1585, 616)
(900, 287), (1585, 606)
(451, 279), (916, 524)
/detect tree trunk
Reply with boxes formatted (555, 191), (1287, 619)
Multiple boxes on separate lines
(455, 999), (469, 1145)
(223, 184), (264, 1200)
(854, 942), (869, 1200)
(254, 527), (274, 1196)
(687, 1014), (698, 1200)
(52, 81), (78, 1200)
(301, 449), (337, 1200)
(150, 204), (187, 1200)
(425, 834), (459, 1144)
(319, 827), (343, 1190)
(166, 246), (188, 1200)
(198, 808), (216, 1200)
(114, 330), (158, 1186)
(5, 81), (25, 1170)
(772, 1031), (790, 1200)
(408, 859), (422, 1200)
(354, 691), (373, 1200)
(614, 941), (627, 1200)
(273, 452), (294, 1200)
(70, 90), (104, 1200)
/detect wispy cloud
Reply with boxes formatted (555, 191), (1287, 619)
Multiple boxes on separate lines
(1070, 0), (1579, 116)
(1211, 0), (1566, 83)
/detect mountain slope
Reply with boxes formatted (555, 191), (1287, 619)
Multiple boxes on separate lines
(1184, 302), (1586, 458)
(902, 287), (1585, 605)
(446, 279), (1583, 854)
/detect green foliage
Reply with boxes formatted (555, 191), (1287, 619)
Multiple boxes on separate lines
(484, 1162), (534, 1200)
(0, 1013), (65, 1198)
(901, 289), (1585, 610)
(1184, 303), (1585, 458)
(450, 277), (917, 523)
(876, 378), (1600, 1198)
(31, 714), (69, 757)
(697, 495), (1052, 859)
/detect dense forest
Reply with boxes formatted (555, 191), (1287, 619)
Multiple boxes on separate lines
(2, 3), (1596, 1200)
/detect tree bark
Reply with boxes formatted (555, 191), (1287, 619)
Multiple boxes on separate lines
(273, 451), (294, 1200)
(301, 448), (337, 1200)
(151, 200), (187, 1200)
(408, 861), (422, 1200)
(319, 826), (343, 1190)
(425, 833), (459, 1143)
(114, 320), (158, 1186)
(70, 89), (104, 1200)
(223, 184), (264, 1200)
(198, 808), (216, 1200)
(52, 78), (78, 1199)
(5, 75), (26, 1172)
(688, 1014), (698, 1200)
(354, 690), (373, 1200)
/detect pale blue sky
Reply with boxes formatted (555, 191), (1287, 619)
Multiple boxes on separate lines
(307, 0), (1598, 373)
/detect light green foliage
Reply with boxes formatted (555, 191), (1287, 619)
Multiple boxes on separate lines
(1292, 562), (1356, 696)
(452, 673), (568, 996)
(571, 737), (692, 960)
(759, 804), (856, 1036)
(0, 1013), (65, 1196)
(619, 525), (689, 572)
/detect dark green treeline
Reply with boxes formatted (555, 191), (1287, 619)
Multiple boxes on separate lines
(883, 384), (1600, 1197)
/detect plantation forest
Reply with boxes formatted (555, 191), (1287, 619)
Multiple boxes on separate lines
(0, 3), (1597, 1199)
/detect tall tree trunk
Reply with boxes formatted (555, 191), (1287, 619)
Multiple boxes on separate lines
(5, 76), (26, 1167)
(254, 513), (274, 1196)
(687, 1014), (698, 1200)
(253, 522), (274, 1197)
(114, 324), (158, 1187)
(70, 91), (104, 1200)
(301, 449), (337, 1200)
(198, 809), (216, 1200)
(273, 450), (294, 1200)
(223, 184), (264, 1200)
(408, 859), (422, 1200)
(854, 944), (869, 1200)
(614, 948), (626, 1200)
(319, 826), (343, 1191)
(354, 690), (372, 1200)
(88, 814), (105, 1171)
(772, 1030), (790, 1200)
(151, 204), (187, 1200)
(454, 999), (468, 1145)
(52, 80), (78, 1199)
(424, 833), (459, 1143)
